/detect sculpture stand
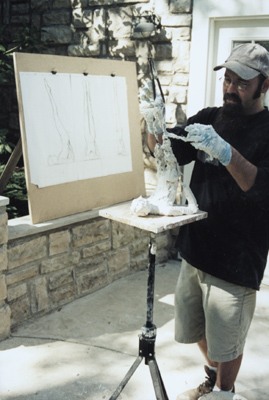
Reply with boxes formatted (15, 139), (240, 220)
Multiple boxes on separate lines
(109, 232), (168, 400)
(99, 202), (207, 400)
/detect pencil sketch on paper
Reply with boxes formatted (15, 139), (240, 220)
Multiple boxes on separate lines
(19, 72), (132, 188)
(82, 77), (100, 161)
(112, 77), (128, 157)
(44, 77), (75, 166)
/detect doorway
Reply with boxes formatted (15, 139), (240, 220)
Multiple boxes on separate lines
(185, 15), (269, 188)
(207, 18), (269, 108)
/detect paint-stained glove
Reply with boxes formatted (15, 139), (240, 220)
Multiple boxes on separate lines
(139, 80), (166, 135)
(184, 123), (232, 166)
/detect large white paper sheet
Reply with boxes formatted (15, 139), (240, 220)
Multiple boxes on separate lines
(19, 72), (132, 188)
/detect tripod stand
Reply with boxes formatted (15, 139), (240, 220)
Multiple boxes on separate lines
(109, 232), (169, 400)
(99, 201), (207, 399)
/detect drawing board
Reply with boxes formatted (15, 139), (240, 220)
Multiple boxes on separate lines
(13, 52), (145, 224)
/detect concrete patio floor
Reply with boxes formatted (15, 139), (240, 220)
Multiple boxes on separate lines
(0, 260), (268, 400)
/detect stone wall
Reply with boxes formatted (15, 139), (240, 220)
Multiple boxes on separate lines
(0, 0), (192, 339)
(0, 197), (176, 340)
(1, 0), (193, 192)
(0, 198), (11, 341)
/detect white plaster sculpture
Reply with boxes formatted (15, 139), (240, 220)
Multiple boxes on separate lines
(130, 80), (198, 217)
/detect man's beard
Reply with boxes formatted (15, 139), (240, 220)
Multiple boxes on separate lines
(217, 86), (263, 138)
(222, 93), (244, 118)
(217, 93), (247, 135)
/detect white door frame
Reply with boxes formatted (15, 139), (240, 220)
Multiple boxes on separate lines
(185, 0), (269, 273)
(187, 0), (269, 118)
(208, 18), (269, 108)
(184, 0), (269, 185)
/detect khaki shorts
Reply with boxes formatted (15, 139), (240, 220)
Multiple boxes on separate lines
(174, 260), (256, 363)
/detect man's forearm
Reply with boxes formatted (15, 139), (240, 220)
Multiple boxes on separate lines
(146, 128), (258, 192)
(226, 147), (258, 192)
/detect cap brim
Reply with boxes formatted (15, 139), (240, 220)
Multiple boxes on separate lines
(214, 60), (260, 80)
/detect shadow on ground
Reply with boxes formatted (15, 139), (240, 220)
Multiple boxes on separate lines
(0, 260), (269, 400)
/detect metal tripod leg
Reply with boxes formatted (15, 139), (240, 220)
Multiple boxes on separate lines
(109, 356), (143, 400)
(109, 233), (169, 400)
(148, 358), (169, 400)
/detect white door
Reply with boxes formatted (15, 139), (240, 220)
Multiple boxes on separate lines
(207, 18), (269, 108)
(210, 20), (269, 279)
(187, 16), (269, 277)
(184, 17), (269, 189)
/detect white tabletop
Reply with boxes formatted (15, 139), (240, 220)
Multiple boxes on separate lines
(99, 201), (207, 234)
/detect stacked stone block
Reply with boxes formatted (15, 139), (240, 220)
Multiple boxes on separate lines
(0, 0), (193, 338)
(1, 0), (193, 192)
(6, 213), (173, 332)
(0, 197), (11, 340)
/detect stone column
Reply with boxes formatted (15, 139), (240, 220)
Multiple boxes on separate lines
(0, 196), (11, 340)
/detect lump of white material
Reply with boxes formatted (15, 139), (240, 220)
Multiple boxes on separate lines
(131, 136), (198, 217)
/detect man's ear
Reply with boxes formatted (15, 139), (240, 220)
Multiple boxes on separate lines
(261, 77), (269, 94)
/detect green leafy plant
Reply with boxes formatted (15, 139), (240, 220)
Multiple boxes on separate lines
(0, 129), (27, 219)
(0, 25), (50, 84)
(0, 164), (28, 219)
(0, 48), (14, 84)
(0, 128), (14, 154)
(0, 25), (50, 218)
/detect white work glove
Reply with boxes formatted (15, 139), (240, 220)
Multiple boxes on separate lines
(139, 80), (166, 135)
(184, 123), (232, 166)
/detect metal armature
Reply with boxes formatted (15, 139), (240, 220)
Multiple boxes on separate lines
(131, 58), (198, 218)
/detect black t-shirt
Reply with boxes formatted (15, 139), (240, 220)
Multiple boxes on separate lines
(169, 107), (269, 290)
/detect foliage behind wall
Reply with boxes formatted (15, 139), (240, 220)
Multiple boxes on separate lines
(0, 25), (50, 218)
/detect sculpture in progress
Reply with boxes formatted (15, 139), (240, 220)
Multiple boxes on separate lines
(131, 79), (198, 217)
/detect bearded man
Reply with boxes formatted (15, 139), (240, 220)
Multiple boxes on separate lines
(144, 43), (269, 399)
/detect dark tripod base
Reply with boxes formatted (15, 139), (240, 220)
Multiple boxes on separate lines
(109, 233), (169, 400)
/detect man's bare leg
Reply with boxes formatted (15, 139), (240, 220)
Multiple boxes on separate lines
(198, 338), (218, 368)
(216, 355), (243, 391)
(198, 338), (243, 391)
